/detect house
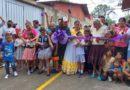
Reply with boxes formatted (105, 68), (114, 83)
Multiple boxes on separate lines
(122, 0), (130, 11)
(0, 0), (44, 29)
(0, 0), (91, 29)
(37, 0), (92, 28)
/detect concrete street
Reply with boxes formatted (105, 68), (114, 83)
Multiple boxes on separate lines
(0, 68), (130, 90)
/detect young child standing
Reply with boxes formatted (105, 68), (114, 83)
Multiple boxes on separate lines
(37, 27), (53, 76)
(22, 32), (36, 75)
(84, 29), (92, 73)
(0, 33), (18, 79)
(14, 32), (24, 71)
(74, 32), (85, 76)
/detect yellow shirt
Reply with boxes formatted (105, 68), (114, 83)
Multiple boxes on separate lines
(70, 28), (84, 36)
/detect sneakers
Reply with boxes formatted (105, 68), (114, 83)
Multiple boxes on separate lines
(4, 71), (18, 79)
(108, 76), (112, 82)
(14, 71), (18, 77)
(97, 75), (101, 81)
(27, 70), (31, 75)
(91, 73), (96, 78)
(4, 74), (9, 79)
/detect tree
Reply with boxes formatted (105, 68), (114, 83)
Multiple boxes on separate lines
(125, 15), (130, 20)
(106, 18), (116, 25)
(91, 4), (115, 18)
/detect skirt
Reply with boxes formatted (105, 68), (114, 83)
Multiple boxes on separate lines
(62, 42), (78, 75)
(88, 45), (106, 65)
(22, 48), (35, 61)
(15, 47), (24, 60)
(38, 47), (52, 60)
(76, 54), (85, 63)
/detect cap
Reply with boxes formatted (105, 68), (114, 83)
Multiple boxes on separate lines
(63, 16), (68, 22)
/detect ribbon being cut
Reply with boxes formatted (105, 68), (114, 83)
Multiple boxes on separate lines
(51, 29), (126, 45)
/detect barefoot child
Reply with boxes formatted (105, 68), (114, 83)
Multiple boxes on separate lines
(0, 33), (18, 79)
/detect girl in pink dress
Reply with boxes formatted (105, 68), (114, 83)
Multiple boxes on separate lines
(22, 22), (39, 75)
(22, 32), (36, 75)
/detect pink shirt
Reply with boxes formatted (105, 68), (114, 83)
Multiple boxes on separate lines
(114, 26), (128, 47)
(22, 29), (38, 39)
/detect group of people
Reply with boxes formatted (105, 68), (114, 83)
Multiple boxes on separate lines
(0, 14), (130, 84)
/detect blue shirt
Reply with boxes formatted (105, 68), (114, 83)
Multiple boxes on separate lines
(1, 42), (15, 61)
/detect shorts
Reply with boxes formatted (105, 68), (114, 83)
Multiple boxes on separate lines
(76, 54), (85, 63)
(110, 65), (122, 72)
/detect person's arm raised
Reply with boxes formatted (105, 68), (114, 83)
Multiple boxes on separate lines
(45, 12), (49, 28)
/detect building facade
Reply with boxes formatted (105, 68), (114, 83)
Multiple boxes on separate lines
(0, 0), (92, 29)
(0, 0), (43, 29)
(39, 1), (92, 28)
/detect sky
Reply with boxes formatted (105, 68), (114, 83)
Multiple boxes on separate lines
(37, 0), (125, 21)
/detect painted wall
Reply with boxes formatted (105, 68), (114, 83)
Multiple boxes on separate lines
(43, 4), (92, 29)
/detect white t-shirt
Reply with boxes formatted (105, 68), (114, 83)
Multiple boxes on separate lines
(91, 25), (107, 45)
(14, 38), (24, 47)
(4, 27), (16, 34)
(75, 39), (85, 55)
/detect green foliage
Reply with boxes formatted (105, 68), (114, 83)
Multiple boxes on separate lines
(106, 18), (116, 25)
(91, 4), (115, 18)
(60, 0), (69, 2)
(125, 15), (130, 20)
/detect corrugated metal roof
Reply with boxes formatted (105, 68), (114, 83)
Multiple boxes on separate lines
(122, 0), (130, 11)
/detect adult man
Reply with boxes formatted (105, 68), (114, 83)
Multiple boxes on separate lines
(33, 20), (41, 35)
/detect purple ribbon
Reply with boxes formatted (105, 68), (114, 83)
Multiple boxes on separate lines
(51, 30), (125, 44)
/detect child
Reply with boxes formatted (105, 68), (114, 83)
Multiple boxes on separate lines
(37, 27), (53, 76)
(108, 52), (124, 82)
(14, 32), (24, 71)
(74, 32), (85, 76)
(84, 29), (92, 73)
(100, 49), (115, 81)
(22, 32), (36, 75)
(123, 58), (130, 81)
(104, 30), (115, 53)
(0, 33), (18, 79)
(52, 44), (59, 73)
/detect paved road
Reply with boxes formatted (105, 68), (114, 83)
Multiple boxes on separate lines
(45, 74), (130, 90)
(0, 68), (130, 90)
(0, 68), (54, 90)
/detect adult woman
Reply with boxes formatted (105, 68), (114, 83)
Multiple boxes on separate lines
(62, 20), (84, 75)
(88, 20), (107, 79)
(114, 17), (128, 60)
(22, 22), (39, 41)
